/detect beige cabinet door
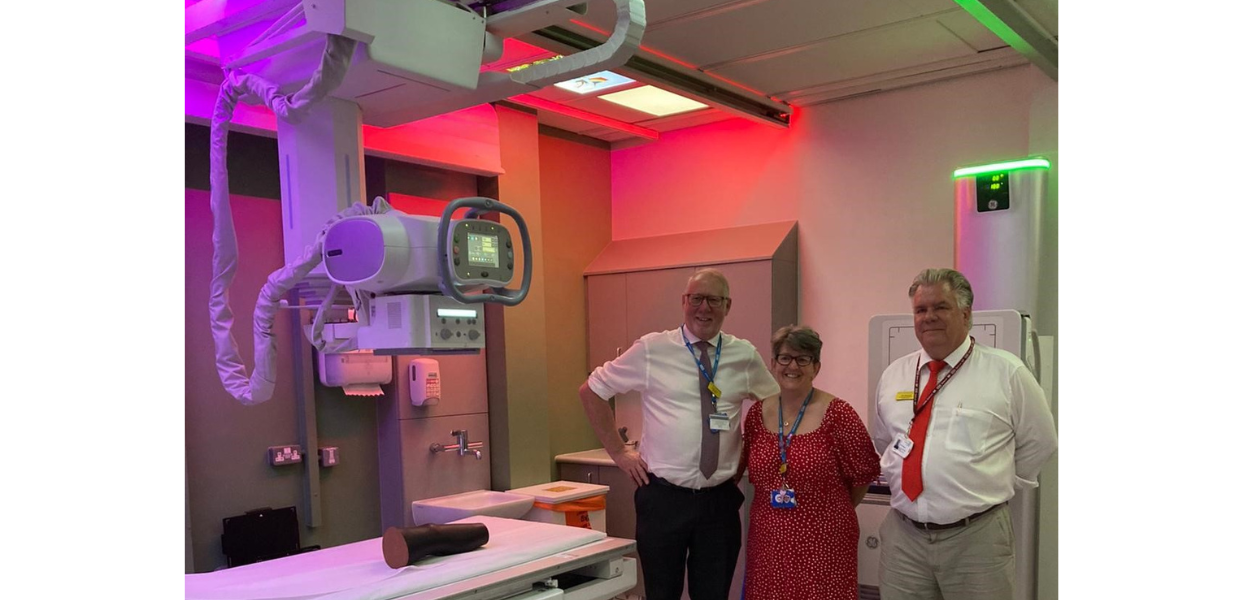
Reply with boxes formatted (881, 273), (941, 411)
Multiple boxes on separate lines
(597, 465), (638, 540)
(708, 261), (776, 364)
(624, 267), (695, 344)
(586, 273), (628, 373)
(558, 462), (600, 486)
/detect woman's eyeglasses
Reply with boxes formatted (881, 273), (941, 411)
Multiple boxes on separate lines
(774, 354), (814, 366)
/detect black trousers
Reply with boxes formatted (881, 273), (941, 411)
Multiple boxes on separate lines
(635, 476), (745, 600)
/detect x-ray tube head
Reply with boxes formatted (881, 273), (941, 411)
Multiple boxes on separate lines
(322, 212), (516, 294)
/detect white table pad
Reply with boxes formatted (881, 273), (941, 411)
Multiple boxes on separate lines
(186, 516), (606, 600)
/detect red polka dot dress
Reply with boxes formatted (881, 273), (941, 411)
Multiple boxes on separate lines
(743, 398), (880, 600)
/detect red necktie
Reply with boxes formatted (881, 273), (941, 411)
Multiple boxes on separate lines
(902, 359), (947, 502)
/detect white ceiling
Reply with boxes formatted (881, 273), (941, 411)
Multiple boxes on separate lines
(516, 0), (1056, 143)
(183, 0), (1058, 144)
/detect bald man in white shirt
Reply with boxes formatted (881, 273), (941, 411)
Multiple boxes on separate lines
(579, 268), (778, 600)
(873, 268), (1057, 600)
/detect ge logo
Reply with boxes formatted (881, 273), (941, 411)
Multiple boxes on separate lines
(866, 536), (879, 549)
(988, 200), (998, 210)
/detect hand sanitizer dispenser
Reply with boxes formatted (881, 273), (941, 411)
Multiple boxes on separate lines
(409, 358), (441, 406)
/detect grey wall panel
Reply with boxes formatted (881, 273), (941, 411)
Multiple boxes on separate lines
(771, 258), (799, 336)
(376, 381), (408, 531)
(586, 274), (628, 372)
(624, 267), (695, 343)
(393, 352), (490, 420)
(709, 261), (774, 362)
(302, 383), (382, 550)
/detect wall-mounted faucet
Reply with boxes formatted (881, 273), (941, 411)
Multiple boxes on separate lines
(430, 429), (484, 460)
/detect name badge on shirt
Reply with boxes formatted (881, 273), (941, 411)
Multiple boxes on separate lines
(893, 434), (914, 458)
(771, 487), (796, 509)
(895, 391), (915, 401)
(709, 412), (730, 433)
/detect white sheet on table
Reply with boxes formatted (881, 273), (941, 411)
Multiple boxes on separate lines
(185, 516), (607, 600)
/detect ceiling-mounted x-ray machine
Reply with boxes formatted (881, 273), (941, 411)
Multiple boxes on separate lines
(200, 0), (648, 405)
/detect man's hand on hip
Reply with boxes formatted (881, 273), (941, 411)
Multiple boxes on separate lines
(611, 447), (650, 486)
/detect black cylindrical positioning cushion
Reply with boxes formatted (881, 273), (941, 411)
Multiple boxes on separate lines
(382, 523), (490, 569)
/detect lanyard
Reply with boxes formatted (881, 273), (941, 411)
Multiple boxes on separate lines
(681, 325), (722, 405)
(906, 338), (975, 435)
(777, 388), (814, 479)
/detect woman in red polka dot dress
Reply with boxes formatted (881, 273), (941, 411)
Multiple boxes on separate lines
(741, 325), (880, 600)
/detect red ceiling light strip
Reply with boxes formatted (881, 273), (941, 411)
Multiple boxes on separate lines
(568, 19), (777, 101)
(509, 94), (659, 140)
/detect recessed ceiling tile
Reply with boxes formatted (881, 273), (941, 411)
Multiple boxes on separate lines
(1015, 0), (1058, 37)
(561, 94), (663, 123)
(710, 18), (976, 94)
(894, 0), (961, 16)
(936, 10), (1007, 52)
(640, 0), (922, 67)
(574, 0), (743, 35)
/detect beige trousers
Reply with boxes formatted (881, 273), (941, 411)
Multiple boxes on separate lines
(878, 503), (1015, 600)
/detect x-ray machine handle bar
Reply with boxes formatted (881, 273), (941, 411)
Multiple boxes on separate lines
(436, 197), (532, 306)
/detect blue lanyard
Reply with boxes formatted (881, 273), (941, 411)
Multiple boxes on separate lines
(777, 388), (814, 478)
(680, 325), (722, 404)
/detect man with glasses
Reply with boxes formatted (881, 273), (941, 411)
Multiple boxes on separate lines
(579, 268), (778, 600)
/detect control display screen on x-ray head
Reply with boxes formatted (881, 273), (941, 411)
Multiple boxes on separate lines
(467, 233), (500, 267)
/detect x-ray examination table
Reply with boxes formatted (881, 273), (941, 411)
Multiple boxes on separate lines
(186, 516), (637, 600)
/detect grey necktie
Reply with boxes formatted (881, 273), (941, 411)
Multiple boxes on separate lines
(695, 340), (719, 479)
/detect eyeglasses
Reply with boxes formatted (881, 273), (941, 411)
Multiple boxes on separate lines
(684, 294), (728, 308)
(774, 354), (815, 367)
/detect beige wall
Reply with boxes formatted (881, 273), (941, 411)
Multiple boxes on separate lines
(537, 128), (615, 462)
(487, 105), (553, 491)
(488, 117), (617, 486)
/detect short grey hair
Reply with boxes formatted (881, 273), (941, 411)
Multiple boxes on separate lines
(687, 267), (730, 298)
(771, 325), (822, 364)
(908, 268), (974, 318)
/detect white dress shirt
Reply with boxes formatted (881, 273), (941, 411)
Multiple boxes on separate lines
(588, 327), (779, 489)
(873, 337), (1057, 524)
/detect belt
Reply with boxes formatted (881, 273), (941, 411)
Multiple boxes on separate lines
(648, 474), (733, 495)
(899, 502), (1005, 531)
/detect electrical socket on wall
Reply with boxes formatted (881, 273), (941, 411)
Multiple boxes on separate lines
(267, 445), (303, 466)
(319, 447), (339, 467)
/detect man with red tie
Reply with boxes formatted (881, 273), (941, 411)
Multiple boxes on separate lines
(873, 268), (1057, 600)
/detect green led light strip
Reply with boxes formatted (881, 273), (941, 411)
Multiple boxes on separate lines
(953, 158), (1050, 179)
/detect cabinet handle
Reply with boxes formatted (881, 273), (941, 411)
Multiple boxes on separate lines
(615, 346), (622, 358)
(587, 471), (594, 483)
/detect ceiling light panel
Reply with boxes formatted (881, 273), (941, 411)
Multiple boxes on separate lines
(598, 85), (708, 117)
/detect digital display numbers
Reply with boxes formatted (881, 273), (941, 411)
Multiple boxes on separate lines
(975, 171), (1010, 212)
(467, 233), (500, 268)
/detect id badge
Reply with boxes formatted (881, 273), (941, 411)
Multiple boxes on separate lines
(893, 434), (914, 458)
(770, 487), (797, 509)
(709, 412), (730, 432)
